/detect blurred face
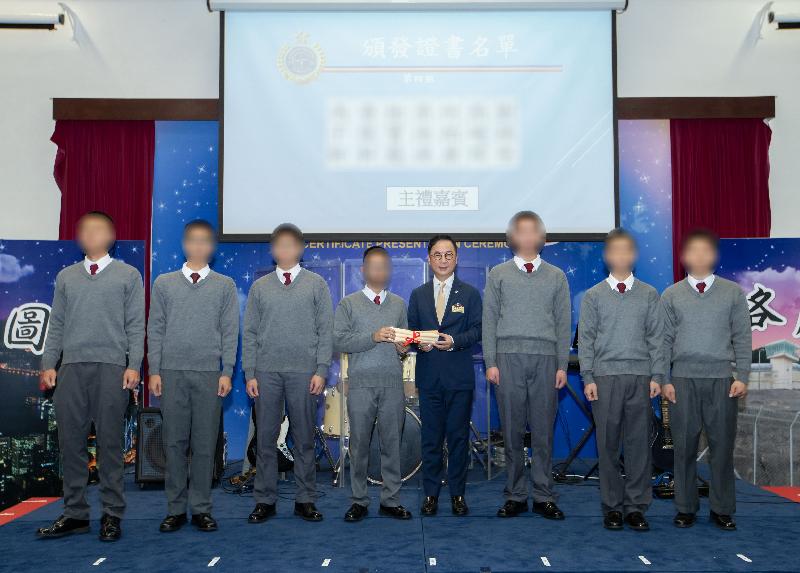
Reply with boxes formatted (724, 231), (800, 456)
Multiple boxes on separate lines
(271, 233), (303, 268)
(77, 216), (114, 256)
(362, 252), (392, 289)
(428, 239), (457, 279)
(511, 218), (543, 257)
(681, 238), (718, 277)
(603, 237), (637, 276)
(183, 227), (215, 265)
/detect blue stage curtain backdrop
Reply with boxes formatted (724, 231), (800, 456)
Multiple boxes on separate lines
(670, 118), (772, 280)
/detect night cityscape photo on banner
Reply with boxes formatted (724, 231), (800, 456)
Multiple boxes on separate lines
(221, 10), (615, 238)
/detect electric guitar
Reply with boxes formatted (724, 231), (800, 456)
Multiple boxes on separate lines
(651, 396), (674, 472)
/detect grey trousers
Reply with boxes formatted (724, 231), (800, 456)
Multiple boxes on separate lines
(54, 362), (128, 520)
(347, 386), (405, 507)
(160, 370), (222, 516)
(253, 371), (318, 504)
(495, 353), (559, 503)
(670, 377), (738, 515)
(592, 375), (652, 515)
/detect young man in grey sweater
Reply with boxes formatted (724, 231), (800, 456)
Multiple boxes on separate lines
(37, 211), (145, 542)
(147, 220), (239, 533)
(243, 223), (333, 523)
(579, 228), (664, 532)
(334, 246), (412, 522)
(662, 229), (751, 531)
(483, 211), (570, 520)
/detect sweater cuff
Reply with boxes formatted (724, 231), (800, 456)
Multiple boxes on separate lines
(221, 365), (234, 378)
(484, 355), (497, 370)
(651, 373), (664, 384)
(244, 368), (256, 381)
(557, 359), (569, 372)
(41, 356), (57, 371)
(127, 354), (143, 372)
(737, 372), (750, 385)
(315, 364), (329, 378)
(581, 371), (594, 385)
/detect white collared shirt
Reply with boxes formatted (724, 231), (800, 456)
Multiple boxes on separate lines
(276, 263), (302, 284)
(84, 253), (112, 275)
(433, 273), (455, 306)
(513, 255), (542, 273)
(362, 285), (387, 305)
(607, 273), (635, 292)
(182, 263), (211, 283)
(688, 274), (715, 293)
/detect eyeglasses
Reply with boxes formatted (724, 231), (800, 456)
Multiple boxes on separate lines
(431, 252), (455, 262)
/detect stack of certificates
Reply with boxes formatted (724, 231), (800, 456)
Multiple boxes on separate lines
(392, 328), (441, 346)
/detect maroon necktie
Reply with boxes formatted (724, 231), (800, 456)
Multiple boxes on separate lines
(616, 282), (626, 293)
(283, 272), (292, 286)
(191, 272), (201, 284)
(89, 264), (99, 276)
(697, 282), (707, 294)
(524, 262), (534, 273)
(374, 295), (381, 305)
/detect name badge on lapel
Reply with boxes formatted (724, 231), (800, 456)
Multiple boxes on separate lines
(451, 303), (465, 314)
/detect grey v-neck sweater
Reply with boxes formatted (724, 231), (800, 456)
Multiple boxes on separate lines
(147, 270), (240, 377)
(661, 277), (752, 383)
(578, 278), (665, 384)
(482, 259), (572, 371)
(41, 260), (145, 371)
(242, 269), (334, 380)
(333, 291), (408, 388)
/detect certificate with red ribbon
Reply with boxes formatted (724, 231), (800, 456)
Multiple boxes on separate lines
(392, 328), (440, 346)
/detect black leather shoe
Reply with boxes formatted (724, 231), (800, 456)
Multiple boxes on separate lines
(191, 513), (218, 532)
(344, 503), (368, 522)
(533, 501), (565, 520)
(294, 502), (323, 522)
(379, 505), (412, 520)
(99, 514), (121, 542)
(497, 500), (528, 518)
(248, 503), (276, 524)
(159, 514), (187, 532)
(625, 511), (649, 531)
(673, 512), (696, 528)
(603, 510), (623, 530)
(421, 496), (438, 516)
(451, 496), (469, 516)
(710, 511), (736, 531)
(36, 515), (90, 539)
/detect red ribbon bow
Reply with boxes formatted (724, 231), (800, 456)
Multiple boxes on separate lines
(403, 330), (421, 346)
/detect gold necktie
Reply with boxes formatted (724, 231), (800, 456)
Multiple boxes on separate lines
(436, 282), (446, 324)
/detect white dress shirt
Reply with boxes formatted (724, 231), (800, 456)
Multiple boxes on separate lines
(688, 274), (715, 292)
(362, 285), (387, 305)
(84, 253), (112, 275)
(182, 263), (211, 283)
(276, 263), (302, 284)
(513, 255), (542, 272)
(606, 273), (635, 292)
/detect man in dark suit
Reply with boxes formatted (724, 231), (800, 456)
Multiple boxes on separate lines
(408, 235), (482, 517)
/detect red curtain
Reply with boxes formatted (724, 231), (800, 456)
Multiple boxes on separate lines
(670, 118), (772, 280)
(51, 119), (155, 281)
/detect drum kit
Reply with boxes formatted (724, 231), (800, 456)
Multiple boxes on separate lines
(324, 352), (423, 485)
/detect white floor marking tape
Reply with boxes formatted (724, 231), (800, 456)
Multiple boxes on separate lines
(639, 555), (652, 565)
(208, 557), (220, 567)
(429, 557), (437, 566)
(92, 558), (106, 566)
(322, 558), (331, 567)
(737, 554), (753, 563)
(540, 556), (551, 567)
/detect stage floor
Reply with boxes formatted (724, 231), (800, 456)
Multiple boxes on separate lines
(3, 464), (800, 573)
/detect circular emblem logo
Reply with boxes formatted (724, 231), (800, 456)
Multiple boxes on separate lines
(277, 33), (325, 84)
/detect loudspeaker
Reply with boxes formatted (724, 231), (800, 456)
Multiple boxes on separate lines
(134, 407), (226, 484)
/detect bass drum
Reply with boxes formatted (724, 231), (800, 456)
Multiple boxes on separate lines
(367, 407), (423, 485)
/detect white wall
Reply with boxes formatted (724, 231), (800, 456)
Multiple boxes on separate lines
(617, 0), (800, 237)
(0, 0), (798, 238)
(0, 0), (219, 239)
